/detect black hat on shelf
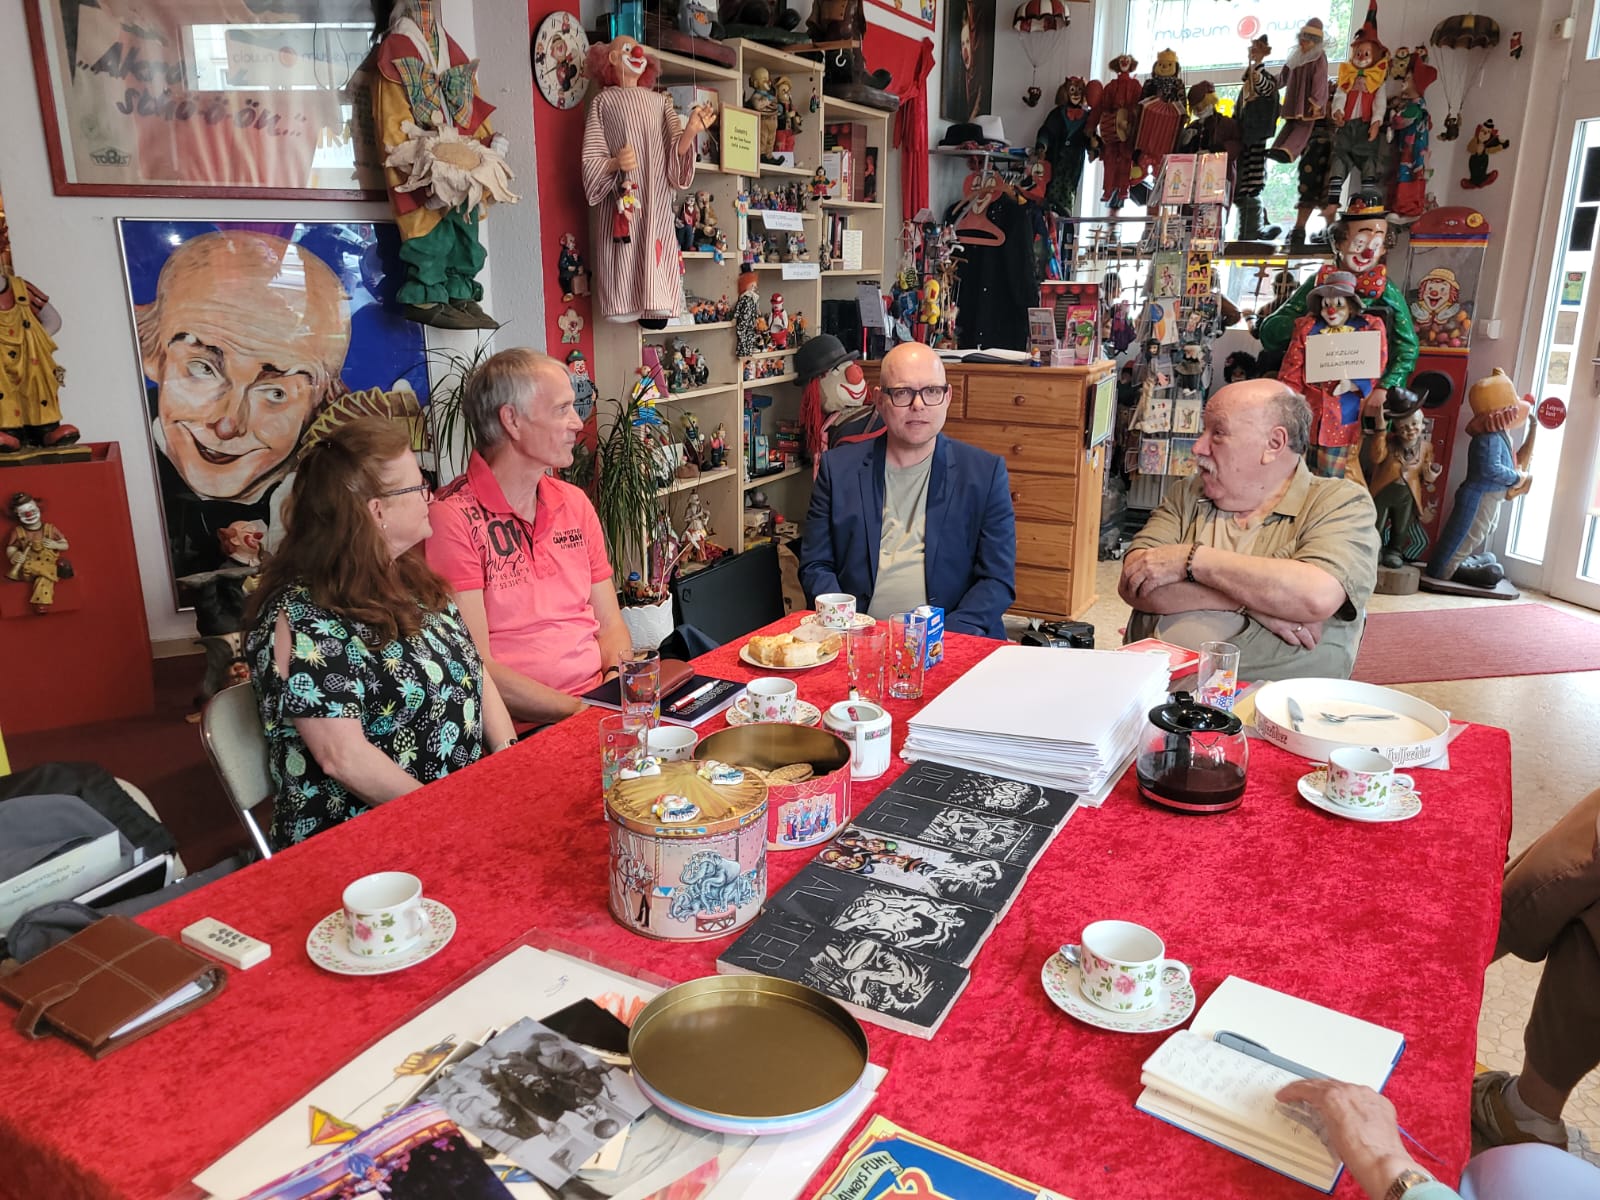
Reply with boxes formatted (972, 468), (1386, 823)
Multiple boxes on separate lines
(938, 122), (985, 147)
(794, 333), (859, 384)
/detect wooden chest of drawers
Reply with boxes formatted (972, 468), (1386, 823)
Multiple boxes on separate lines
(862, 360), (1113, 620)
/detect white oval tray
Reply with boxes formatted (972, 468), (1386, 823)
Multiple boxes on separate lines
(1252, 678), (1451, 767)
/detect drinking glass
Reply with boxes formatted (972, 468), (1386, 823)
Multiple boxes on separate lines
(599, 714), (644, 795)
(620, 648), (661, 732)
(846, 626), (888, 704)
(888, 612), (928, 701)
(1198, 640), (1241, 712)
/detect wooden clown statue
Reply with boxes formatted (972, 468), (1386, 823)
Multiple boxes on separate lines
(0, 276), (78, 453)
(1092, 55), (1142, 209)
(1259, 198), (1418, 422)
(1278, 269), (1387, 482)
(374, 0), (516, 331)
(1361, 388), (1441, 569)
(1327, 1), (1388, 210)
(1233, 35), (1281, 241)
(1270, 18), (1329, 164)
(582, 38), (717, 324)
(1386, 49), (1436, 219)
(1425, 368), (1532, 592)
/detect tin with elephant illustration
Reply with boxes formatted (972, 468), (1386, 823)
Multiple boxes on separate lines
(606, 761), (769, 940)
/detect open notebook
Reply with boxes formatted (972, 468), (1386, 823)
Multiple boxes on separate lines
(1136, 976), (1405, 1192)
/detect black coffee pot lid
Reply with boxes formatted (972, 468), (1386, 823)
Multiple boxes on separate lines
(1148, 691), (1243, 736)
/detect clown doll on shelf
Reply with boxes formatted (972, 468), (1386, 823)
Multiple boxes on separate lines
(374, 0), (517, 331)
(1278, 270), (1388, 482)
(6, 492), (69, 613)
(1092, 55), (1142, 209)
(1270, 18), (1329, 165)
(1259, 198), (1418, 422)
(1386, 48), (1436, 219)
(1361, 388), (1441, 569)
(733, 271), (762, 358)
(1425, 368), (1533, 592)
(582, 38), (716, 324)
(797, 335), (875, 472)
(768, 293), (790, 349)
(1131, 50), (1185, 202)
(1326, 2), (1388, 211)
(0, 275), (78, 453)
(1233, 35), (1282, 241)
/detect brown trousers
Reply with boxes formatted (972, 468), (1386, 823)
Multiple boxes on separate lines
(1495, 786), (1600, 1091)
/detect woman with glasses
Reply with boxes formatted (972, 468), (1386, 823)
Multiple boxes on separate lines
(243, 417), (516, 847)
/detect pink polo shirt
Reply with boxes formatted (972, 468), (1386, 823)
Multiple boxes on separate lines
(426, 452), (612, 695)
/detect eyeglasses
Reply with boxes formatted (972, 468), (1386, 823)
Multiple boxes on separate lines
(380, 482), (432, 501)
(882, 384), (951, 407)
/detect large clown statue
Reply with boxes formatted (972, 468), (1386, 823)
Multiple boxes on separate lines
(796, 334), (877, 472)
(1277, 269), (1387, 483)
(1260, 198), (1418, 421)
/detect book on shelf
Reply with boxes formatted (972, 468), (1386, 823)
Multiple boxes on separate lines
(840, 229), (864, 272)
(824, 122), (869, 200)
(1136, 976), (1405, 1192)
(768, 863), (998, 967)
(717, 907), (968, 1038)
(821, 149), (849, 200)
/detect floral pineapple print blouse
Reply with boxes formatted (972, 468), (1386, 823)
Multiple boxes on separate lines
(246, 581), (487, 847)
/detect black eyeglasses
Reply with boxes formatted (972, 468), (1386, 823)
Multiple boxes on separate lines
(380, 482), (433, 501)
(883, 384), (952, 407)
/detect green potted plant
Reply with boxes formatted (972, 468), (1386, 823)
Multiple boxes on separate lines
(591, 395), (680, 648)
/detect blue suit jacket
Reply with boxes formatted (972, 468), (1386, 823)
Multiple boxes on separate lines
(799, 435), (1016, 640)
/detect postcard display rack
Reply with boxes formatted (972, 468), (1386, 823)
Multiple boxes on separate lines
(590, 44), (892, 559)
(1120, 153), (1232, 512)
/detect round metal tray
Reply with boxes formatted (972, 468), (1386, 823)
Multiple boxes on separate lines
(628, 976), (869, 1131)
(1249, 678), (1451, 767)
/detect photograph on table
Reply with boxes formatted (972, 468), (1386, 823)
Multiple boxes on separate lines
(117, 218), (429, 608)
(24, 0), (383, 198)
(420, 1017), (651, 1189)
(941, 0), (996, 122)
(770, 863), (998, 966)
(241, 1103), (512, 1200)
(817, 825), (1029, 911)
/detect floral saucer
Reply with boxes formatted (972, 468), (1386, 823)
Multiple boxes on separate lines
(306, 899), (456, 976)
(1298, 768), (1422, 824)
(1040, 952), (1196, 1034)
(725, 697), (823, 727)
(800, 612), (877, 631)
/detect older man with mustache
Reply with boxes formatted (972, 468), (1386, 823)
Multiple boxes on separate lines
(1119, 379), (1379, 681)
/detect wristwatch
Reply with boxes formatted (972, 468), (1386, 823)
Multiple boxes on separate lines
(1383, 1168), (1434, 1200)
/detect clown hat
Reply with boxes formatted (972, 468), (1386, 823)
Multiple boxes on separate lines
(1186, 81), (1215, 109)
(1417, 267), (1459, 294)
(1341, 194), (1390, 222)
(1351, 0), (1387, 57)
(1310, 269), (1364, 311)
(1299, 18), (1324, 42)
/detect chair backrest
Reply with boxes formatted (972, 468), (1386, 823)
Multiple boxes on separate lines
(200, 683), (275, 860)
(672, 541), (786, 647)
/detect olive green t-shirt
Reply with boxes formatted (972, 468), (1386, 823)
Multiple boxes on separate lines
(867, 455), (933, 620)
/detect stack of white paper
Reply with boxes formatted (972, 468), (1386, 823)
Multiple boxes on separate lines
(903, 646), (1168, 804)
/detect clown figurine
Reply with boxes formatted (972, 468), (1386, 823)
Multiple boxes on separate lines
(1461, 121), (1511, 190)
(557, 233), (589, 301)
(1271, 18), (1329, 164)
(733, 271), (762, 358)
(1425, 368), (1532, 590)
(1260, 199), (1418, 421)
(1034, 76), (1100, 218)
(1092, 55), (1142, 209)
(0, 276), (78, 453)
(768, 293), (790, 349)
(1386, 49), (1436, 219)
(1279, 270), (1388, 481)
(6, 492), (68, 612)
(919, 279), (942, 327)
(1327, 2), (1388, 209)
(796, 334), (876, 472)
(1361, 389), (1441, 568)
(1132, 50), (1185, 198)
(1233, 35), (1282, 241)
(1177, 80), (1242, 195)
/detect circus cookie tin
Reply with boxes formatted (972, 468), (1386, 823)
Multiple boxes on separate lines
(696, 725), (853, 852)
(606, 762), (768, 941)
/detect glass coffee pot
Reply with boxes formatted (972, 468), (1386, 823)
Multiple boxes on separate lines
(1135, 691), (1249, 814)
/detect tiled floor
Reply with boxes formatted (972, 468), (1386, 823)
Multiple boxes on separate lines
(1062, 559), (1600, 1166)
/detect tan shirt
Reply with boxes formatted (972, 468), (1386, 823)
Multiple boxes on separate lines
(867, 455), (933, 619)
(1124, 461), (1379, 681)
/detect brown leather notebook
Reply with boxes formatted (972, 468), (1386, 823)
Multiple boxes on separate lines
(0, 915), (226, 1058)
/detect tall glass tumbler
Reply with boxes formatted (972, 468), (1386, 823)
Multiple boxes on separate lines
(846, 625), (888, 704)
(1198, 640), (1241, 712)
(888, 612), (928, 701)
(620, 648), (662, 733)
(599, 713), (644, 796)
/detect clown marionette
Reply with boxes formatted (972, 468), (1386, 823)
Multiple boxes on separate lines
(1260, 199), (1418, 420)
(1278, 270), (1388, 482)
(1361, 389), (1441, 569)
(1233, 35), (1282, 241)
(1177, 81), (1242, 194)
(1133, 50), (1185, 196)
(1270, 18), (1329, 164)
(1092, 55), (1142, 209)
(1386, 49), (1436, 219)
(1461, 120), (1511, 190)
(1327, 2), (1388, 209)
(1034, 76), (1100, 218)
(0, 276), (78, 453)
(796, 335), (878, 473)
(1425, 368), (1532, 589)
(1411, 268), (1472, 348)
(733, 271), (762, 358)
(374, 0), (517, 331)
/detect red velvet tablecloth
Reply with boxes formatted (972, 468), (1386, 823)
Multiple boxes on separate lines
(0, 623), (1512, 1200)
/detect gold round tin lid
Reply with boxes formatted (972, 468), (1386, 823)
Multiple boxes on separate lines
(606, 761), (767, 833)
(629, 976), (869, 1120)
(695, 724), (852, 777)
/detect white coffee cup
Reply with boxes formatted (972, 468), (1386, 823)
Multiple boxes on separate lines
(646, 725), (699, 761)
(1325, 746), (1413, 812)
(1064, 919), (1190, 1013)
(815, 593), (858, 630)
(343, 871), (430, 958)
(747, 676), (798, 722)
(823, 700), (892, 779)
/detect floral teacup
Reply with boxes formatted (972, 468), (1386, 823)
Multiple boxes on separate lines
(342, 871), (430, 958)
(1325, 747), (1413, 813)
(1062, 920), (1190, 1013)
(746, 677), (798, 722)
(815, 593), (858, 631)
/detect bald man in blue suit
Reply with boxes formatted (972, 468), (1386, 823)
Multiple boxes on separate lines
(800, 343), (1016, 640)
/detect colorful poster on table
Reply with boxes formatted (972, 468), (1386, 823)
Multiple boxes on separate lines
(117, 218), (429, 608)
(940, 0), (996, 122)
(811, 1115), (1068, 1199)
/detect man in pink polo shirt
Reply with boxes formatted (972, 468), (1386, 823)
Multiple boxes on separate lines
(426, 349), (631, 722)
